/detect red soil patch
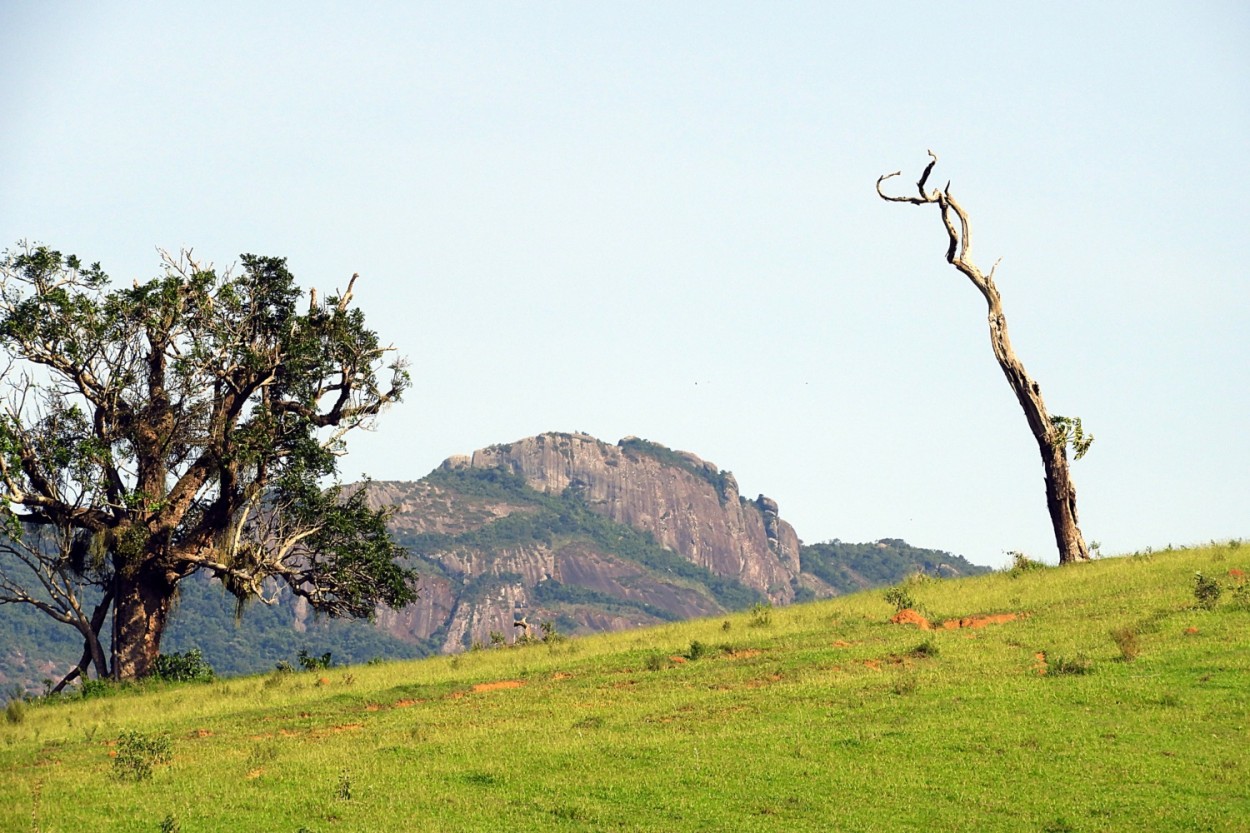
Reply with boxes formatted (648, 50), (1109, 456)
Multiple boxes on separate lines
(1184, 626), (1200, 635)
(552, 672), (573, 681)
(745, 673), (784, 688)
(725, 649), (762, 659)
(891, 609), (1022, 630)
(943, 613), (1020, 630)
(862, 659), (881, 671)
(890, 609), (932, 629)
(668, 656), (688, 664)
(469, 680), (526, 693)
(188, 728), (214, 738)
(246, 768), (264, 780)
(393, 699), (420, 708)
(1032, 652), (1048, 675)
(832, 640), (855, 648)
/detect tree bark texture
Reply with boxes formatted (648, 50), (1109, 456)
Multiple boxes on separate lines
(878, 152), (1090, 564)
(111, 565), (177, 680)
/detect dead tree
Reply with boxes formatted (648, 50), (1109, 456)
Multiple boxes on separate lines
(877, 151), (1092, 564)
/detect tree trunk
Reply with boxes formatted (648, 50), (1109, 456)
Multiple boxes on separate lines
(112, 566), (176, 680)
(879, 153), (1091, 564)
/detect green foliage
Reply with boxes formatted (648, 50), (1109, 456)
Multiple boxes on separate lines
(1007, 551), (1047, 577)
(297, 650), (333, 671)
(1048, 654), (1094, 676)
(336, 769), (353, 801)
(4, 698), (24, 724)
(1049, 415), (1094, 460)
(883, 586), (916, 612)
(686, 640), (709, 660)
(159, 814), (181, 833)
(747, 602), (773, 628)
(113, 730), (172, 781)
(1192, 573), (1222, 610)
(150, 648), (214, 683)
(0, 244), (415, 680)
(909, 639), (940, 659)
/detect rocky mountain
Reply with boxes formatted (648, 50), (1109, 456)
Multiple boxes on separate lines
(363, 433), (985, 653)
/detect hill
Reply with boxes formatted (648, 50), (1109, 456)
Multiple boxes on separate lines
(1, 543), (1246, 831)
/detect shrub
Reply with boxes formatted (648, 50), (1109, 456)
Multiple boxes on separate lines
(1048, 654), (1094, 676)
(748, 602), (773, 628)
(5, 698), (26, 724)
(296, 650), (333, 671)
(1193, 573), (1222, 610)
(113, 730), (173, 781)
(1110, 627), (1140, 662)
(645, 653), (666, 672)
(883, 586), (916, 612)
(151, 648), (215, 683)
(687, 640), (710, 661)
(1007, 551), (1046, 577)
(910, 639), (940, 659)
(80, 678), (112, 699)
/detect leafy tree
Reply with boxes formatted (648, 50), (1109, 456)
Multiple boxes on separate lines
(0, 244), (416, 681)
(878, 152), (1094, 564)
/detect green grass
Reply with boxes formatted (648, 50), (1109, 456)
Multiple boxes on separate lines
(3, 543), (1248, 832)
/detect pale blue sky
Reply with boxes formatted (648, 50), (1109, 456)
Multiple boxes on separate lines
(2, 2), (1246, 567)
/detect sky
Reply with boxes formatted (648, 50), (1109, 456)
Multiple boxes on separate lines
(1, 2), (1246, 569)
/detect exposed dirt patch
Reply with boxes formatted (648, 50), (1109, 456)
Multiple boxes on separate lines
(725, 649), (763, 659)
(552, 672), (573, 681)
(890, 609), (932, 629)
(832, 640), (855, 648)
(467, 680), (526, 694)
(246, 768), (264, 779)
(1033, 651), (1048, 675)
(668, 656), (688, 664)
(863, 659), (882, 671)
(328, 723), (363, 734)
(891, 609), (1023, 630)
(942, 613), (1019, 629)
(188, 728), (214, 739)
(393, 699), (419, 708)
(745, 673), (784, 688)
(1184, 627), (1200, 636)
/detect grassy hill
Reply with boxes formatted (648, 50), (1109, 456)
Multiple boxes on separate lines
(3, 543), (1247, 832)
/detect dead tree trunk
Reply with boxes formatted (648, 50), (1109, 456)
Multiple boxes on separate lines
(877, 151), (1091, 564)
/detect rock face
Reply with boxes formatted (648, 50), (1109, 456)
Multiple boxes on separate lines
(367, 433), (804, 652)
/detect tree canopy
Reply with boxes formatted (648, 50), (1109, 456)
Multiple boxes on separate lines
(0, 244), (417, 681)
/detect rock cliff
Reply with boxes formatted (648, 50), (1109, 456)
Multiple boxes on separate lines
(367, 433), (807, 652)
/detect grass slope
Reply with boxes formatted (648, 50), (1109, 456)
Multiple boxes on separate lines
(3, 544), (1247, 832)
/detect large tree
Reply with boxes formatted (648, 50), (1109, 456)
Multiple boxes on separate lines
(877, 152), (1093, 564)
(0, 245), (417, 680)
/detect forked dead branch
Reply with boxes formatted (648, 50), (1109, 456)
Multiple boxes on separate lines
(877, 152), (1092, 564)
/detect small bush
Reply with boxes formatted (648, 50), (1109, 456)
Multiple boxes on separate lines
(5, 698), (26, 724)
(297, 650), (333, 671)
(687, 640), (710, 661)
(748, 602), (773, 628)
(1007, 551), (1046, 577)
(151, 648), (214, 683)
(80, 678), (112, 699)
(336, 769), (352, 801)
(1110, 627), (1140, 662)
(883, 586), (916, 612)
(1048, 654), (1094, 676)
(910, 639), (940, 659)
(645, 653), (666, 671)
(159, 814), (180, 833)
(1193, 573), (1222, 610)
(113, 730), (173, 781)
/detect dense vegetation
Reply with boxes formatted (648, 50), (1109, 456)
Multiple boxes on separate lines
(800, 538), (988, 592)
(2, 544), (1246, 831)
